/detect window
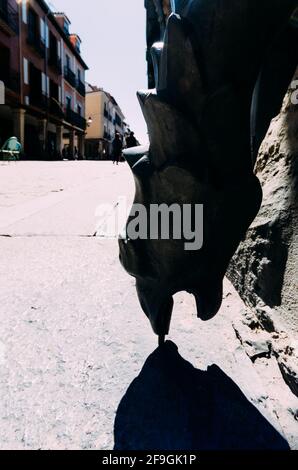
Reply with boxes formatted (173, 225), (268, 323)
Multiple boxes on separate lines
(28, 8), (38, 43)
(64, 20), (70, 35)
(29, 63), (43, 104)
(77, 69), (81, 82)
(50, 80), (58, 101)
(66, 54), (70, 70)
(23, 58), (29, 85)
(77, 104), (82, 116)
(115, 113), (122, 127)
(0, 45), (9, 83)
(0, 0), (7, 15)
(49, 31), (58, 61)
(66, 96), (71, 110)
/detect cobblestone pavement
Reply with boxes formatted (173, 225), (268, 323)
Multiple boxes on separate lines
(0, 161), (297, 450)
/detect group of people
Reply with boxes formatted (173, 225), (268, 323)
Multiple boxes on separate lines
(112, 131), (138, 165)
(61, 146), (79, 161)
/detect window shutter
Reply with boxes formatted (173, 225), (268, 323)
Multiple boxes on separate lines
(57, 40), (61, 59)
(23, 59), (29, 85)
(0, 81), (4, 105)
(46, 24), (49, 48)
(22, 0), (27, 24)
(42, 73), (46, 95)
(40, 18), (45, 43)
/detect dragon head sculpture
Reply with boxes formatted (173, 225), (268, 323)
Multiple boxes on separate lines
(119, 0), (298, 341)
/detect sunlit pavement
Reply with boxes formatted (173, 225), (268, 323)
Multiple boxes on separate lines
(0, 161), (296, 450)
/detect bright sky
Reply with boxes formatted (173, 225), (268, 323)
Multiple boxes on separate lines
(47, 0), (148, 144)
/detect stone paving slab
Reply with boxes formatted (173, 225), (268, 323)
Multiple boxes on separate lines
(0, 236), (296, 449)
(0, 162), (296, 449)
(0, 161), (134, 236)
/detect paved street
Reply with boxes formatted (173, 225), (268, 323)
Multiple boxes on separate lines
(0, 161), (297, 450)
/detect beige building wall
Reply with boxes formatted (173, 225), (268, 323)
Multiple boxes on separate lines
(86, 91), (104, 139)
(86, 88), (126, 145)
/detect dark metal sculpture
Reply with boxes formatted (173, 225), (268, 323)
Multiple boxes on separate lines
(119, 0), (298, 343)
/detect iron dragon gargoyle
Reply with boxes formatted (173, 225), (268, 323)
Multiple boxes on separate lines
(119, 0), (298, 344)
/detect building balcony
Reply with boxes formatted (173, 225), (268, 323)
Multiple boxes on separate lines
(49, 98), (64, 118)
(65, 108), (86, 130)
(0, 1), (18, 36)
(115, 115), (122, 127)
(27, 33), (46, 58)
(64, 66), (77, 88)
(103, 131), (112, 141)
(29, 93), (48, 110)
(27, 93), (64, 118)
(1, 70), (20, 94)
(48, 55), (62, 75)
(76, 80), (86, 97)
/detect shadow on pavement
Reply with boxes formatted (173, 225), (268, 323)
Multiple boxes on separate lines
(114, 341), (289, 450)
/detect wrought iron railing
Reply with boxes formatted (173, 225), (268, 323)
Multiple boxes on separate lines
(64, 66), (77, 88)
(0, 70), (20, 93)
(0, 1), (18, 34)
(49, 98), (64, 118)
(27, 32), (46, 58)
(29, 93), (48, 110)
(48, 55), (62, 75)
(76, 80), (86, 97)
(65, 108), (86, 130)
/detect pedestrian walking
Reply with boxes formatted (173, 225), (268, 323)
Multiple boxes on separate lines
(125, 131), (138, 149)
(62, 146), (67, 160)
(112, 132), (123, 165)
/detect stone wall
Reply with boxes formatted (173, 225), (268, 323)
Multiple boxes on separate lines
(228, 72), (298, 396)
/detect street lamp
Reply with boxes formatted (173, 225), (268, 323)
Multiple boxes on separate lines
(87, 117), (93, 127)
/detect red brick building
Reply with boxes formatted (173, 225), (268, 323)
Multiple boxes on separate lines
(0, 0), (88, 159)
(0, 0), (20, 145)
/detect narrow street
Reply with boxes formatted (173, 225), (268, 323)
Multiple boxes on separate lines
(0, 161), (297, 450)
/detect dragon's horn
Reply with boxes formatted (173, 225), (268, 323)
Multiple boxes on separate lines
(158, 13), (205, 124)
(150, 42), (164, 89)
